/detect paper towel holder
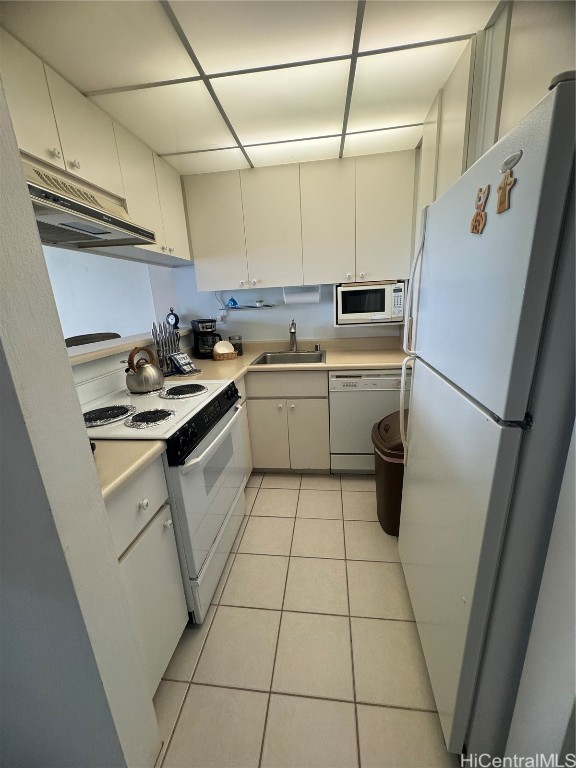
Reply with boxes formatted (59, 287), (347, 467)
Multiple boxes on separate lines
(283, 286), (321, 304)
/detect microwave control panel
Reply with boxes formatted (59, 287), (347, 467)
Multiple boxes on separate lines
(392, 286), (404, 317)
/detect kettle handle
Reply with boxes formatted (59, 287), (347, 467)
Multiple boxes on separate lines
(127, 346), (158, 372)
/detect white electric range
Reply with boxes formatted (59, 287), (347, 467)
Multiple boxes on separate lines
(84, 379), (249, 622)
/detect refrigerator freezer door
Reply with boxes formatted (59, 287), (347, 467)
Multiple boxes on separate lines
(398, 360), (522, 752)
(414, 84), (574, 421)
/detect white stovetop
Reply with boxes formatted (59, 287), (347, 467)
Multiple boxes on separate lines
(84, 379), (230, 440)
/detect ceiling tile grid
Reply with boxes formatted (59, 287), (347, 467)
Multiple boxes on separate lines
(0, 0), (500, 173)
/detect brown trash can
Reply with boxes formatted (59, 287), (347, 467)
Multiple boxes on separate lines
(371, 410), (408, 537)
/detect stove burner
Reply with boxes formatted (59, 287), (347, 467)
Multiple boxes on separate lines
(161, 383), (208, 399)
(127, 388), (166, 397)
(83, 404), (136, 427)
(124, 409), (175, 429)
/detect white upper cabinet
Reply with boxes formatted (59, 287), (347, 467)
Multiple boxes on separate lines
(0, 28), (65, 169)
(240, 165), (303, 288)
(113, 122), (165, 244)
(184, 170), (248, 290)
(300, 157), (356, 285)
(44, 66), (124, 197)
(356, 151), (416, 280)
(153, 155), (191, 260)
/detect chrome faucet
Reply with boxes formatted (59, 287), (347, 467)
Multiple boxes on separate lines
(289, 319), (297, 352)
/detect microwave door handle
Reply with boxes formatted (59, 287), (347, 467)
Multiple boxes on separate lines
(180, 405), (243, 474)
(403, 205), (429, 356)
(400, 356), (414, 465)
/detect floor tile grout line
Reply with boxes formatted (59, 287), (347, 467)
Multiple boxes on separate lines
(158, 672), (196, 767)
(257, 480), (300, 768)
(341, 482), (363, 768)
(177, 678), (439, 714)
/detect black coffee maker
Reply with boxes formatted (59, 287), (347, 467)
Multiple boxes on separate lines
(191, 319), (222, 359)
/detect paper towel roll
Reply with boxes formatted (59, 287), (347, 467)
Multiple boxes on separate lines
(283, 287), (320, 304)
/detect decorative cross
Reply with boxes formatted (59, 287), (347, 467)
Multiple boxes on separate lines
(497, 169), (516, 214)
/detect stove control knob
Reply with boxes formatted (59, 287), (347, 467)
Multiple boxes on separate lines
(139, 499), (150, 510)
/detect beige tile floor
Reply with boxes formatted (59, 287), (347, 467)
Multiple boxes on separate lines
(155, 473), (459, 768)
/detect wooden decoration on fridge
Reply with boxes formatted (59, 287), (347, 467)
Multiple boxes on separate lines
(497, 169), (516, 214)
(470, 185), (490, 234)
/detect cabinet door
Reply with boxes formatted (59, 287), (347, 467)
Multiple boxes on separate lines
(356, 152), (416, 280)
(113, 122), (165, 248)
(120, 504), (188, 696)
(184, 171), (248, 291)
(246, 399), (290, 469)
(240, 165), (303, 288)
(300, 158), (356, 285)
(44, 66), (124, 196)
(153, 154), (191, 260)
(288, 399), (330, 470)
(0, 29), (65, 169)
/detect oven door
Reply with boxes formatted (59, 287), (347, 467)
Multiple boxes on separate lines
(167, 405), (246, 580)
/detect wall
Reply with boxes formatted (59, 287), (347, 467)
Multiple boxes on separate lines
(44, 245), (156, 338)
(435, 39), (474, 199)
(498, 1), (575, 137)
(0, 80), (160, 766)
(505, 425), (575, 758)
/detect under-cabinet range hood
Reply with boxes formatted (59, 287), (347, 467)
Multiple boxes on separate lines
(23, 158), (155, 248)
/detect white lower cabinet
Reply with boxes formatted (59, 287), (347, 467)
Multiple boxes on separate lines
(247, 395), (330, 471)
(119, 504), (188, 696)
(105, 455), (187, 696)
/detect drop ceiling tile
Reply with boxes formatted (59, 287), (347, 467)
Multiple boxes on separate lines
(172, 1), (357, 74)
(0, 1), (197, 92)
(212, 61), (350, 146)
(348, 40), (468, 133)
(92, 82), (232, 155)
(248, 137), (341, 167)
(344, 126), (423, 157)
(165, 149), (250, 175)
(360, 1), (499, 52)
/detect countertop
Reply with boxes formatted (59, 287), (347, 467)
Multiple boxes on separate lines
(91, 341), (407, 497)
(93, 439), (166, 500)
(182, 344), (408, 384)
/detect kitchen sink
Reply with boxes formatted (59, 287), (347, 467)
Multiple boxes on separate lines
(251, 351), (326, 365)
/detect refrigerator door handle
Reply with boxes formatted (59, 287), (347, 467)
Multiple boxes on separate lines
(403, 205), (429, 356)
(400, 355), (415, 464)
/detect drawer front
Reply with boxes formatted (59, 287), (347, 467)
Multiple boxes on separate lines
(105, 456), (168, 557)
(246, 371), (327, 398)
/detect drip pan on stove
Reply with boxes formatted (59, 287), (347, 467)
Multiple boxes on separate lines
(83, 404), (136, 427)
(161, 383), (208, 399)
(124, 409), (175, 429)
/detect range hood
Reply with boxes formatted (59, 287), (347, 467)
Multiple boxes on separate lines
(23, 159), (155, 248)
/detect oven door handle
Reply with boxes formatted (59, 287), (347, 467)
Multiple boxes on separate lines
(179, 404), (243, 474)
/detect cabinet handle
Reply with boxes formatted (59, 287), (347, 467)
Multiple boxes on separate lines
(251, 279), (257, 286)
(278, 403), (283, 410)
(290, 404), (295, 411)
(71, 159), (81, 170)
(168, 246), (174, 253)
(359, 272), (365, 279)
(161, 245), (168, 252)
(139, 498), (150, 510)
(240, 280), (245, 286)
(50, 147), (62, 159)
(346, 273), (352, 280)
(163, 519), (173, 529)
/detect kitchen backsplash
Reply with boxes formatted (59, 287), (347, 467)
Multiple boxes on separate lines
(45, 246), (400, 344)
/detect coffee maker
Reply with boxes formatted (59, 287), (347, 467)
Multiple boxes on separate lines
(191, 319), (222, 359)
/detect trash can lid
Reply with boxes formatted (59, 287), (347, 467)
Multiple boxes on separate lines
(371, 409), (408, 459)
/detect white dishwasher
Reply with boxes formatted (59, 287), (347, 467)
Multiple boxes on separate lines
(329, 370), (410, 472)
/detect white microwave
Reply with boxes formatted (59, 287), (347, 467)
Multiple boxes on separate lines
(334, 282), (405, 326)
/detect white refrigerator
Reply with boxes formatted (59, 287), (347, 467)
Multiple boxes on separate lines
(398, 76), (575, 756)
